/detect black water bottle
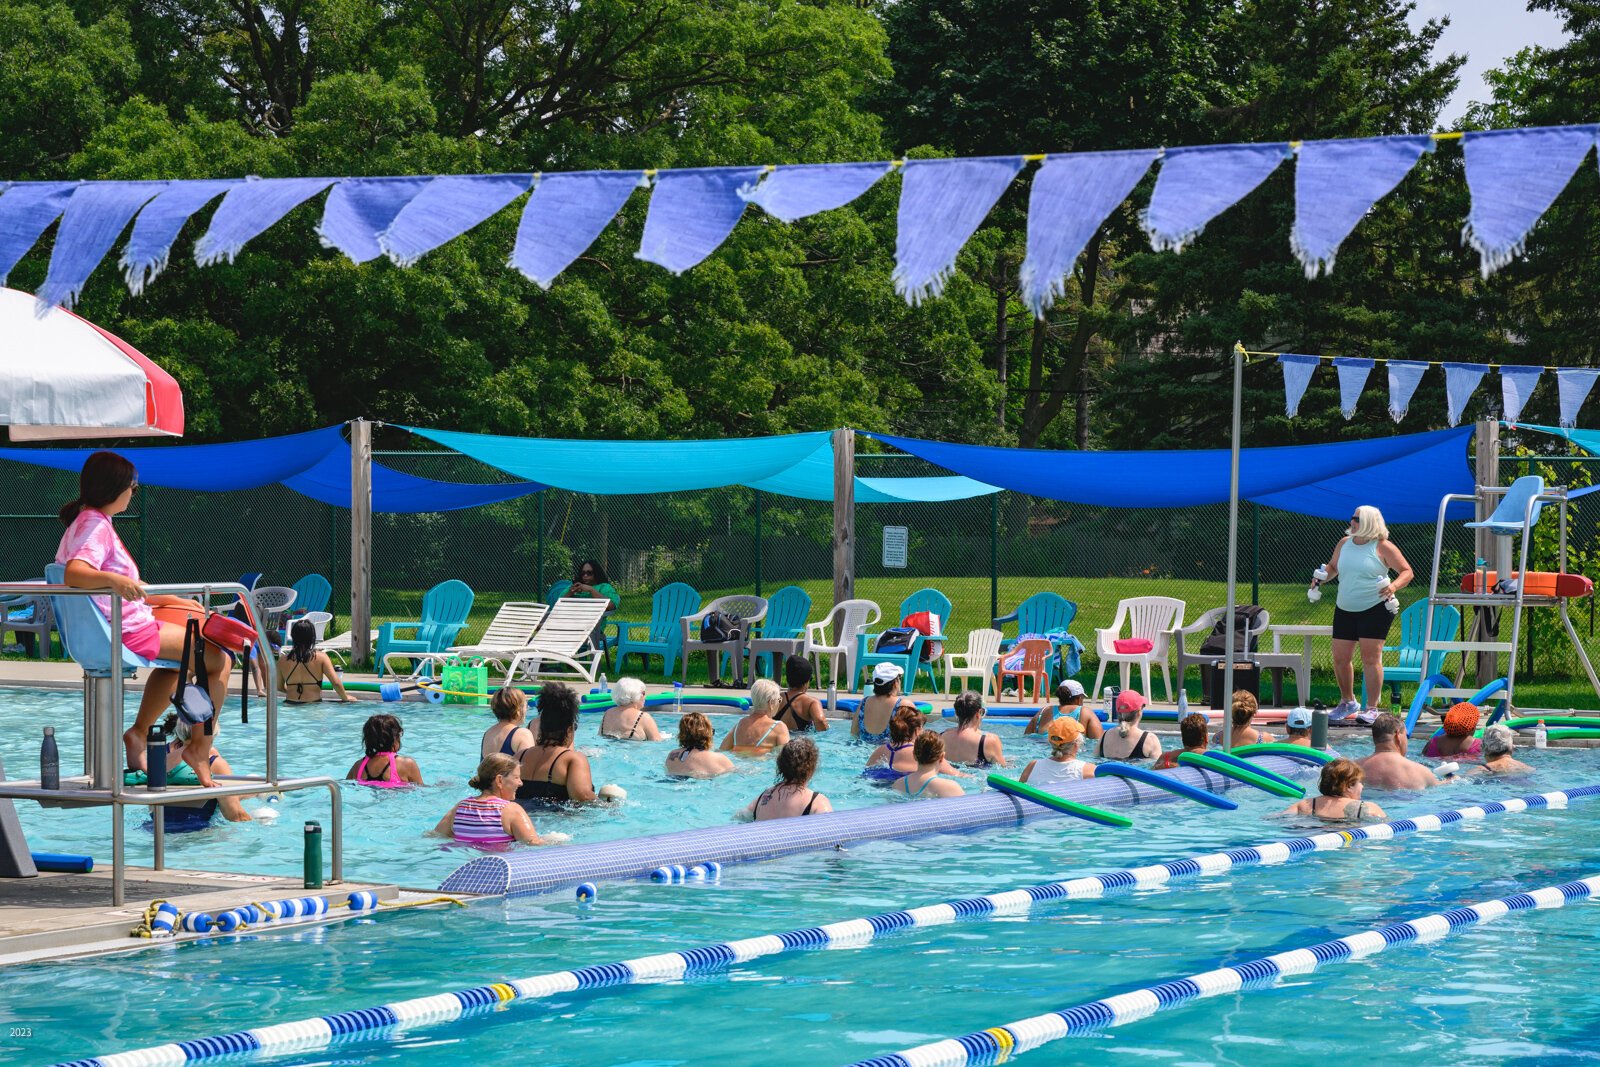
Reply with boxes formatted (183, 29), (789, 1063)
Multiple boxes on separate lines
(146, 726), (169, 792)
(40, 727), (59, 790)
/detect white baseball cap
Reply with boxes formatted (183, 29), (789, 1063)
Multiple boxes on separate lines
(872, 662), (904, 685)
(1057, 679), (1085, 700)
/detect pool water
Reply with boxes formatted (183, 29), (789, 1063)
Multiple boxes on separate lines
(3, 686), (1600, 1066)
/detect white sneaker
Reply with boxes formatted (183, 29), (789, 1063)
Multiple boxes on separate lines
(1327, 700), (1361, 723)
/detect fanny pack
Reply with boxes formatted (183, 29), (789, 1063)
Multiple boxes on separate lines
(171, 618), (216, 732)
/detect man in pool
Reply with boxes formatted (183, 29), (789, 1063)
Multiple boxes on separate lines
(1358, 714), (1452, 790)
(1283, 706), (1314, 747)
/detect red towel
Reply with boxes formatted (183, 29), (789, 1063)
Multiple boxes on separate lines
(1112, 638), (1153, 655)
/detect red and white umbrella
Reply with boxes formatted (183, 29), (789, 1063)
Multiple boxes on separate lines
(0, 287), (184, 441)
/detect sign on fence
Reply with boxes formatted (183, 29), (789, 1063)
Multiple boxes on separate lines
(882, 526), (908, 568)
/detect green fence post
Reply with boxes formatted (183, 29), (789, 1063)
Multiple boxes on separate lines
(754, 489), (763, 597)
(1251, 501), (1260, 606)
(990, 493), (999, 623)
(536, 492), (545, 597)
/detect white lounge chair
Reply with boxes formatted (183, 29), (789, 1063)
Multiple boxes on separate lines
(802, 599), (881, 690)
(318, 629), (377, 667)
(503, 598), (611, 685)
(384, 601), (549, 678)
(944, 627), (1002, 696)
(1093, 596), (1185, 701)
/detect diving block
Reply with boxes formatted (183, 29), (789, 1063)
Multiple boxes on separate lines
(0, 757), (38, 879)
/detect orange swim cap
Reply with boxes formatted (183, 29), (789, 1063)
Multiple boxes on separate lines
(1443, 702), (1480, 737)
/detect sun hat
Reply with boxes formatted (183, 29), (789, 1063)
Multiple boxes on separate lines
(872, 662), (904, 685)
(1115, 690), (1148, 716)
(1046, 716), (1084, 746)
(1057, 679), (1085, 700)
(1443, 702), (1480, 737)
(1287, 706), (1313, 729)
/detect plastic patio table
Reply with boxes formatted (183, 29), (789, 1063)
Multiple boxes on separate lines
(1263, 623), (1331, 707)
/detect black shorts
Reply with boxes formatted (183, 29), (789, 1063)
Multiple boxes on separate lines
(1332, 602), (1394, 642)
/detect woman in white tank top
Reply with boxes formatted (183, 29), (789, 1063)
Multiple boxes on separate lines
(1316, 505), (1414, 720)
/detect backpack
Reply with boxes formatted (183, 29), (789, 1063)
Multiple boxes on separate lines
(874, 627), (919, 655)
(1198, 605), (1265, 657)
(700, 611), (743, 643)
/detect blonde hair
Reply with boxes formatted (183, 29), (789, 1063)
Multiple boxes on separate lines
(1230, 690), (1259, 728)
(750, 678), (781, 716)
(1351, 505), (1389, 542)
(490, 687), (526, 722)
(469, 753), (517, 791)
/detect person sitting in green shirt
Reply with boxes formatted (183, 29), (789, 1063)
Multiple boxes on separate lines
(569, 560), (620, 650)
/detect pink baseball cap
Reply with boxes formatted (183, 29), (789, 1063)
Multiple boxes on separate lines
(1115, 690), (1148, 716)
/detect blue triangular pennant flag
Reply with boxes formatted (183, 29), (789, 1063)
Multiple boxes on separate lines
(1143, 143), (1291, 252)
(637, 166), (767, 274)
(1499, 365), (1543, 427)
(1444, 362), (1490, 426)
(36, 181), (167, 309)
(1278, 353), (1319, 417)
(1387, 360), (1427, 422)
(739, 161), (892, 223)
(1463, 125), (1600, 277)
(1331, 357), (1374, 419)
(509, 170), (643, 288)
(0, 182), (77, 286)
(379, 174), (533, 267)
(1292, 136), (1431, 277)
(1021, 149), (1158, 318)
(121, 180), (238, 295)
(318, 177), (432, 264)
(195, 177), (337, 266)
(1556, 367), (1600, 428)
(893, 156), (1025, 304)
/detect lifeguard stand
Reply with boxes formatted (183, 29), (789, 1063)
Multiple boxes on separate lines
(1415, 476), (1600, 724)
(0, 577), (343, 904)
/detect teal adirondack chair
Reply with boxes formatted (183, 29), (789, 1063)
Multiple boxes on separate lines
(748, 585), (813, 679)
(290, 573), (332, 615)
(545, 579), (572, 602)
(993, 591), (1079, 677)
(613, 582), (701, 676)
(855, 588), (953, 693)
(1362, 601), (1461, 708)
(375, 579), (475, 676)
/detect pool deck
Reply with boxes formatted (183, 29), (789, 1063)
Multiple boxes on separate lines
(0, 867), (472, 967)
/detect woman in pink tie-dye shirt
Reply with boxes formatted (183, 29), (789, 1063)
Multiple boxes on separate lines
(56, 451), (231, 786)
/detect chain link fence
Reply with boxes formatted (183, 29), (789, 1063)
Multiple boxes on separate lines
(6, 445), (1599, 700)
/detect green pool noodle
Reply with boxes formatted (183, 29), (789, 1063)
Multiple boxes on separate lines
(985, 773), (1133, 828)
(1175, 751), (1305, 799)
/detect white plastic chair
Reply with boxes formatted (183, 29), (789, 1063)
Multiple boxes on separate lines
(293, 610), (334, 643)
(802, 599), (881, 690)
(1093, 596), (1185, 701)
(943, 628), (1002, 696)
(680, 595), (769, 683)
(250, 586), (297, 636)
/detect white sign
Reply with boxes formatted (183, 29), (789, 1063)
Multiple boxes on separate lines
(882, 526), (908, 568)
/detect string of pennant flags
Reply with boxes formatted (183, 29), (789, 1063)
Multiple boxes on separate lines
(1245, 345), (1600, 428)
(0, 123), (1597, 314)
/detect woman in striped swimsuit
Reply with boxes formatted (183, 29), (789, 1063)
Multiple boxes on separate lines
(432, 754), (547, 848)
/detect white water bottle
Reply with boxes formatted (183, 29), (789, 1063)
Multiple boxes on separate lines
(1308, 566), (1328, 603)
(1176, 688), (1189, 716)
(600, 673), (609, 696)
(1384, 594), (1400, 615)
(1535, 720), (1548, 749)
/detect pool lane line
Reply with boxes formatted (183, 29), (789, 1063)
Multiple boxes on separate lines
(55, 784), (1600, 1067)
(844, 870), (1600, 1067)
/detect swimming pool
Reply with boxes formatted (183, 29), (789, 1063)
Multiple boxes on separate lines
(4, 685), (1600, 1065)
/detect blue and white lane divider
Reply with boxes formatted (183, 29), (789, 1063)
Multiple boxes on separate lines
(845, 871), (1600, 1067)
(53, 785), (1600, 1067)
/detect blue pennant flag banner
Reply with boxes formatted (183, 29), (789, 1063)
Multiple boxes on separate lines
(1278, 354), (1319, 417)
(2, 124), (1600, 309)
(1557, 368), (1600, 428)
(1387, 360), (1428, 422)
(1500, 365), (1543, 427)
(1331, 356), (1374, 419)
(1444, 363), (1490, 427)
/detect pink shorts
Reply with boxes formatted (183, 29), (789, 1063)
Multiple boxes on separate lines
(124, 620), (164, 661)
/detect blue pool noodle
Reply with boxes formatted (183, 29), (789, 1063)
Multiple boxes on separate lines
(30, 851), (93, 873)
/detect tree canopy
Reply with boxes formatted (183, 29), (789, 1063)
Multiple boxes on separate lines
(0, 0), (1594, 448)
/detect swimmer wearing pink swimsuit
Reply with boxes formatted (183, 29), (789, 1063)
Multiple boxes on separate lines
(450, 796), (516, 846)
(355, 751), (407, 789)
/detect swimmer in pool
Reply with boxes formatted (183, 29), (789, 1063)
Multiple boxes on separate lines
(1421, 703), (1483, 760)
(1025, 679), (1103, 741)
(432, 754), (548, 847)
(1358, 714), (1451, 790)
(940, 691), (1007, 767)
(345, 713), (424, 786)
(481, 686), (536, 760)
(1281, 758), (1387, 823)
(738, 737), (832, 821)
(1282, 705), (1314, 747)
(867, 707), (964, 779)
(891, 731), (965, 799)
(665, 712), (736, 779)
(1214, 690), (1274, 748)
(162, 714), (252, 823)
(720, 678), (790, 756)
(774, 655), (828, 732)
(854, 662), (921, 742)
(599, 677), (663, 741)
(278, 619), (353, 705)
(1097, 690), (1162, 762)
(1152, 712), (1210, 770)
(1019, 716), (1095, 785)
(517, 683), (598, 805)
(1471, 724), (1533, 776)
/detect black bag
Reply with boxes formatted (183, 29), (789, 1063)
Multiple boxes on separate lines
(874, 627), (918, 655)
(701, 611), (743, 643)
(1198, 606), (1265, 658)
(171, 618), (217, 735)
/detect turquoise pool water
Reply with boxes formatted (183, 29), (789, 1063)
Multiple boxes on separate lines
(3, 686), (1600, 1065)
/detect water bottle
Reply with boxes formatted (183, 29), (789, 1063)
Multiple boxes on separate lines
(1384, 594), (1400, 615)
(1534, 720), (1548, 749)
(827, 678), (838, 713)
(146, 726), (168, 792)
(40, 727), (58, 790)
(599, 673), (609, 697)
(303, 821), (324, 889)
(1176, 688), (1189, 717)
(1103, 686), (1116, 723)
(1311, 701), (1330, 750)
(1308, 566), (1328, 603)
(673, 681), (684, 716)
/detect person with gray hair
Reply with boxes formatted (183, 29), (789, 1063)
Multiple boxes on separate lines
(599, 676), (661, 741)
(1473, 724), (1533, 776)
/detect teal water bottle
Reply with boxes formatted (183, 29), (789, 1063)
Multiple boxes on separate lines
(303, 821), (323, 889)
